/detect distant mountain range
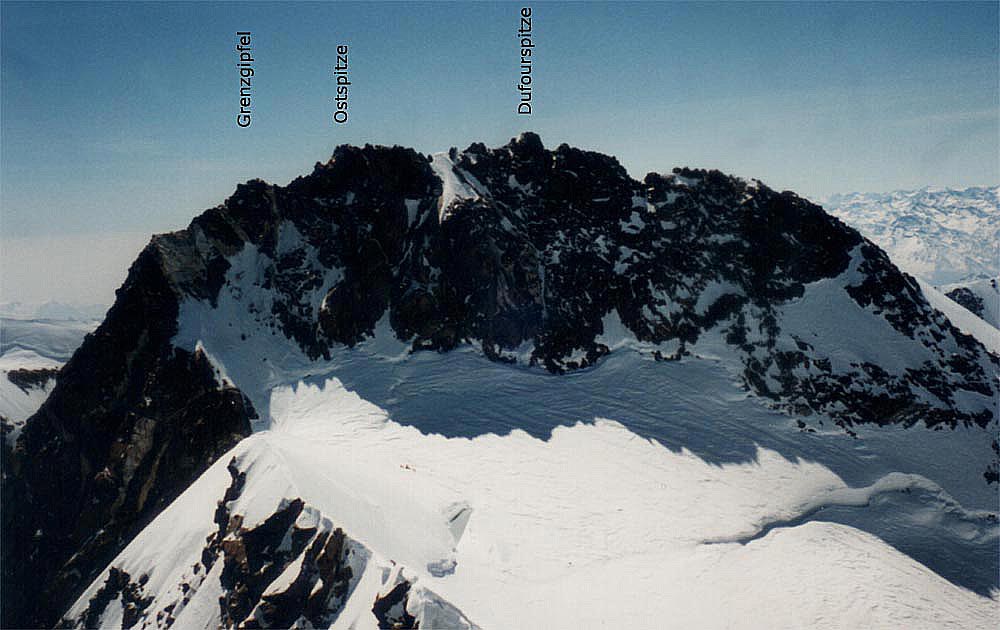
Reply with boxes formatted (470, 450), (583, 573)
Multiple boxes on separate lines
(824, 186), (998, 286)
(0, 301), (107, 321)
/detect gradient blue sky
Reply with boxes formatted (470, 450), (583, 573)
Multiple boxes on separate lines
(2, 1), (998, 302)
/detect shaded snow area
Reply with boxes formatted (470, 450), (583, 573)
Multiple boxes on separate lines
(0, 317), (96, 442)
(65, 254), (997, 627)
(69, 367), (998, 629)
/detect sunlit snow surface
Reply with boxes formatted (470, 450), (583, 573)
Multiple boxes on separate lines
(77, 242), (1000, 627)
(69, 373), (997, 628)
(940, 276), (1000, 331)
(918, 280), (1000, 353)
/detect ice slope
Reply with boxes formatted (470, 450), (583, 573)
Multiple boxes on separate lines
(825, 185), (999, 285)
(68, 369), (998, 629)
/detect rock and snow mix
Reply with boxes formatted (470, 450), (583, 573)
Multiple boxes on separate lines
(825, 185), (999, 286)
(941, 276), (1000, 330)
(918, 280), (999, 353)
(66, 270), (999, 627)
(8, 136), (999, 629)
(67, 362), (998, 628)
(0, 316), (96, 442)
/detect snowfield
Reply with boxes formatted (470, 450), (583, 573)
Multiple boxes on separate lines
(0, 316), (97, 440)
(67, 369), (998, 629)
(64, 252), (1000, 628)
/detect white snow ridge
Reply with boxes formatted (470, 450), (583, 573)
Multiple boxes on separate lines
(63, 265), (998, 628)
(430, 152), (485, 222)
(67, 372), (998, 629)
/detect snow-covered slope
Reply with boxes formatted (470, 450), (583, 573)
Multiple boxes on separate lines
(941, 276), (1000, 330)
(918, 281), (1000, 353)
(0, 317), (96, 442)
(825, 186), (999, 285)
(64, 338), (999, 629)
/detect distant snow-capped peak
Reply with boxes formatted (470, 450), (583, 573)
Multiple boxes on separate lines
(823, 185), (998, 285)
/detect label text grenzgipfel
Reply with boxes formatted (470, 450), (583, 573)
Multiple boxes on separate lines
(236, 32), (253, 127)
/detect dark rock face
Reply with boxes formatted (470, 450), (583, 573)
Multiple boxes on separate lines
(6, 367), (59, 393)
(64, 567), (153, 630)
(2, 247), (255, 629)
(151, 132), (993, 430)
(217, 497), (308, 627)
(373, 580), (419, 629)
(946, 286), (986, 318)
(242, 526), (356, 629)
(4, 133), (998, 626)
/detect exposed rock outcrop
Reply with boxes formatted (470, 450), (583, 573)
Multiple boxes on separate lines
(59, 459), (477, 630)
(6, 367), (59, 394)
(946, 286), (986, 319)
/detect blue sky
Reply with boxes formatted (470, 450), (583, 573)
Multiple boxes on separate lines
(2, 1), (998, 302)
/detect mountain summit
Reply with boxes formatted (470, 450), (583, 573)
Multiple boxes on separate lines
(3, 134), (997, 629)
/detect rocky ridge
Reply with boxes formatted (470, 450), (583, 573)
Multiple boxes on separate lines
(60, 457), (477, 630)
(944, 276), (999, 329)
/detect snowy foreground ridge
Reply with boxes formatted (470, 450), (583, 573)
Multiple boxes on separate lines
(73, 293), (998, 627)
(67, 369), (997, 629)
(6, 135), (999, 629)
